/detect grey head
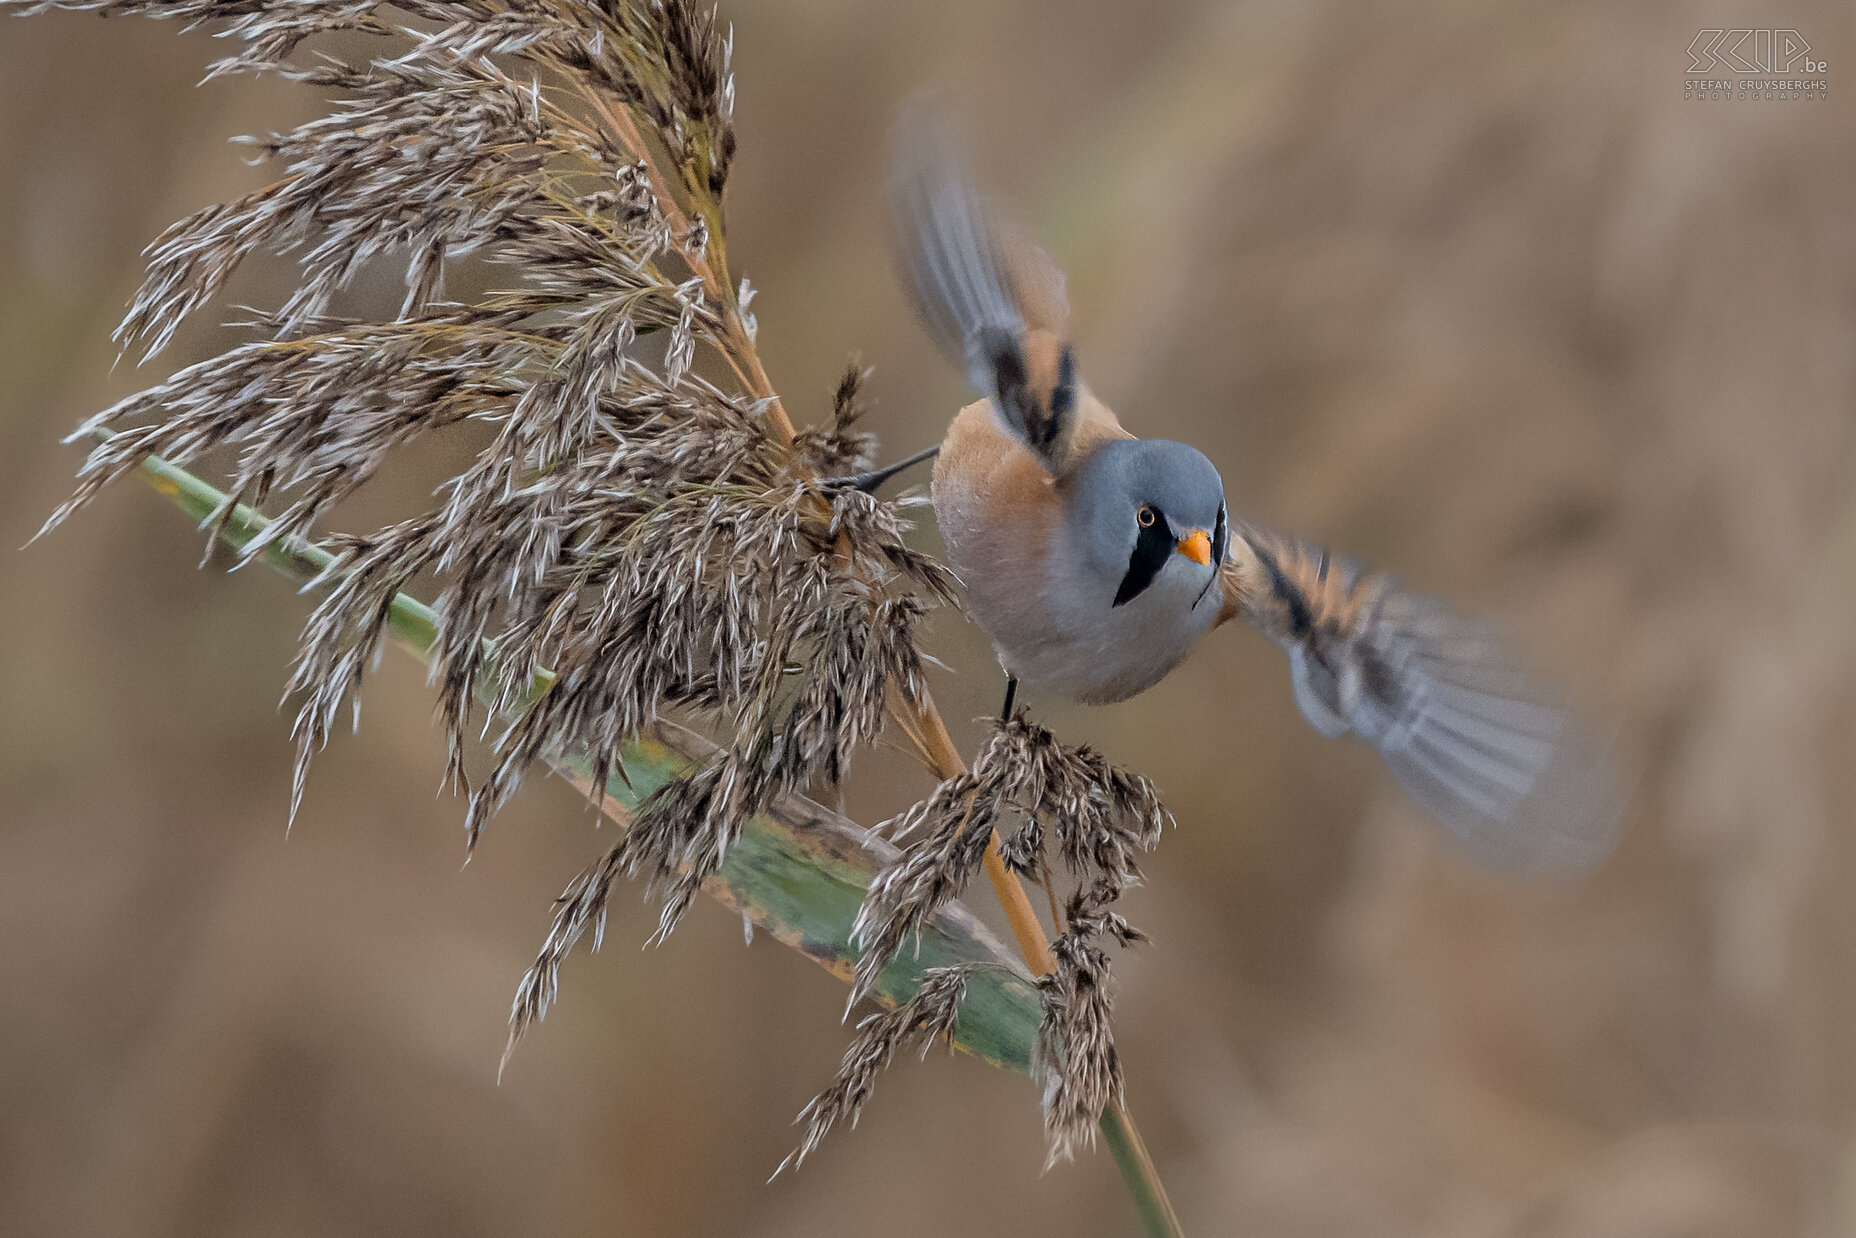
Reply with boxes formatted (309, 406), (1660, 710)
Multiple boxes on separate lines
(1065, 438), (1227, 609)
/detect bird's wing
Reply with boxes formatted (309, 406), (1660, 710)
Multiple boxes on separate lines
(1218, 524), (1623, 873)
(890, 101), (1080, 474)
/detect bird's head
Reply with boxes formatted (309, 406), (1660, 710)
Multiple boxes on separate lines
(1067, 438), (1227, 609)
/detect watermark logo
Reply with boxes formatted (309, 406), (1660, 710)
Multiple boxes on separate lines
(1685, 29), (1828, 100)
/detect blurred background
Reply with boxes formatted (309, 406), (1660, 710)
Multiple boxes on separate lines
(3, 2), (1854, 1234)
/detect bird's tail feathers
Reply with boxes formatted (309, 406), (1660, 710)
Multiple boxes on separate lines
(890, 102), (1020, 375)
(890, 99), (1077, 470)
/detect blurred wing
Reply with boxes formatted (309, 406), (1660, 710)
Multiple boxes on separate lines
(1221, 524), (1622, 872)
(889, 101), (1075, 468)
(888, 102), (1020, 378)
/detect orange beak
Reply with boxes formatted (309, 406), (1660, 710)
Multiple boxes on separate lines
(1175, 528), (1213, 567)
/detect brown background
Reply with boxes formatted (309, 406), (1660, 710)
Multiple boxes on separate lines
(3, 2), (1854, 1235)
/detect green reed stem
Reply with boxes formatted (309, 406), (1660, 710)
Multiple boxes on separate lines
(1101, 1103), (1187, 1236)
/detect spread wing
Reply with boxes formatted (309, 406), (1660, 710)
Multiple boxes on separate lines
(1219, 524), (1622, 872)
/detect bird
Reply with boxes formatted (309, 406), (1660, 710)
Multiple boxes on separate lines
(871, 106), (1621, 873)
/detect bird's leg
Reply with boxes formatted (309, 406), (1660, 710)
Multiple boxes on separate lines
(998, 674), (1019, 723)
(822, 443), (940, 493)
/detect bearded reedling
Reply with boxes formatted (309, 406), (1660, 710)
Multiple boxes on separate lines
(871, 108), (1620, 872)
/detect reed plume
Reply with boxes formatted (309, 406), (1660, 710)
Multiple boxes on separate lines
(12, 0), (1181, 1226)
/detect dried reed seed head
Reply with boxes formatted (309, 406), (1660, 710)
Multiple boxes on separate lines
(140, 64), (558, 355)
(511, 601), (955, 1057)
(850, 715), (1170, 1004)
(5, 0), (740, 198)
(846, 716), (1172, 1161)
(849, 766), (1002, 1004)
(993, 714), (1174, 882)
(1035, 932), (1124, 1166)
(778, 964), (978, 1175)
(438, 475), (941, 865)
(997, 815), (1045, 878)
(790, 361), (880, 479)
(502, 837), (629, 1073)
(496, 474), (948, 1034)
(9, 0), (739, 350)
(271, 365), (784, 823)
(1063, 877), (1148, 948)
(24, 0), (949, 954)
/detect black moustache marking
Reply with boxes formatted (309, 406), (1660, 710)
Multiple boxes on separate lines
(1114, 510), (1176, 607)
(1194, 503), (1227, 606)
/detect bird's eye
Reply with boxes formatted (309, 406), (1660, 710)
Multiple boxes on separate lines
(1136, 505), (1156, 528)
